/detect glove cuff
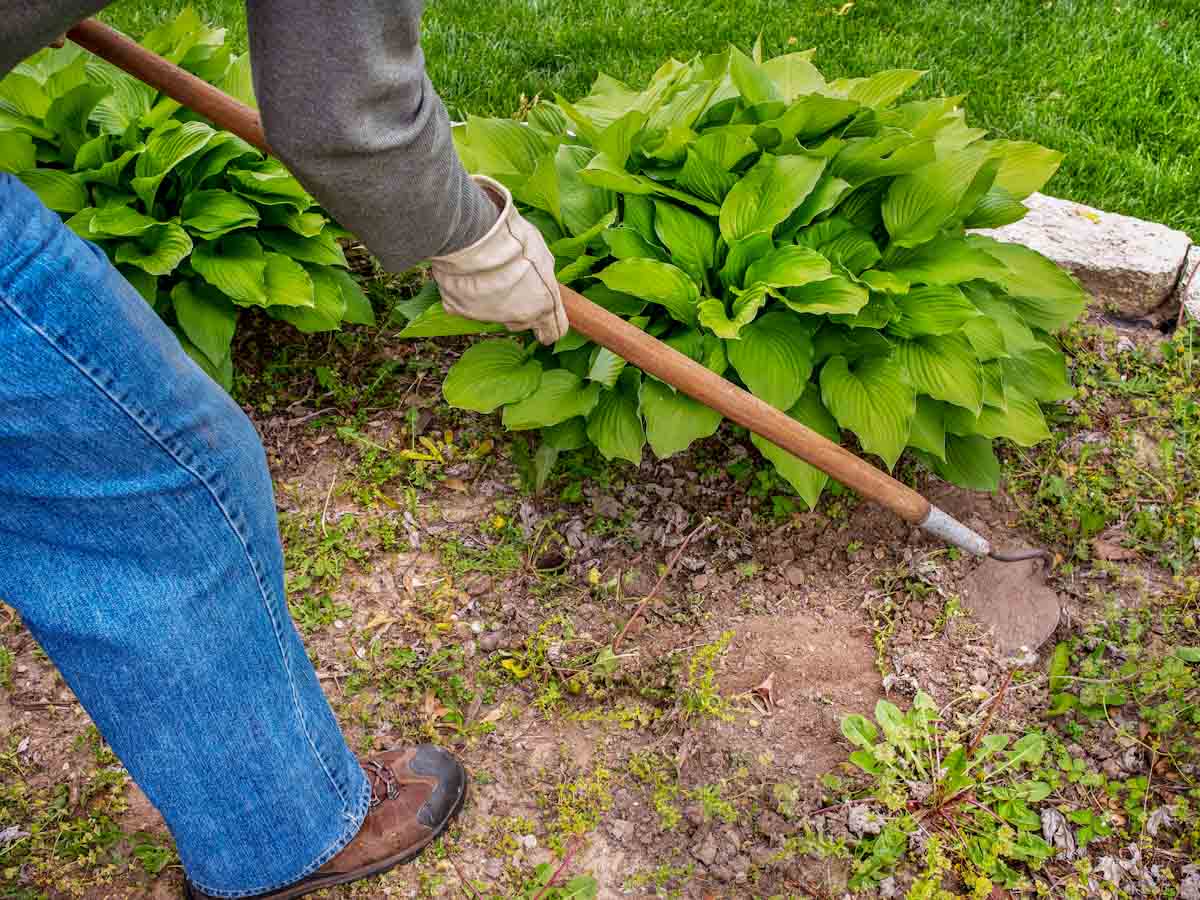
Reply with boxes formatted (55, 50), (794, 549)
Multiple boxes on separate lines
(431, 175), (515, 270)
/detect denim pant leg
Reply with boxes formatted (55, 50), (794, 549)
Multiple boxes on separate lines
(0, 174), (369, 897)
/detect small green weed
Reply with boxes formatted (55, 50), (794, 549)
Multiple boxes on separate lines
(679, 631), (734, 721)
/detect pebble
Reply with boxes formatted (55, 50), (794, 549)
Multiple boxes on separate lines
(520, 833), (538, 850)
(692, 573), (710, 590)
(684, 803), (706, 828)
(970, 666), (989, 684)
(483, 859), (503, 879)
(784, 565), (806, 587)
(478, 632), (504, 652)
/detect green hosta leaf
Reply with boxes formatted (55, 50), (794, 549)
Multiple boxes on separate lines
(720, 233), (775, 290)
(831, 133), (935, 185)
(550, 209), (617, 257)
(554, 94), (603, 146)
(191, 233), (268, 306)
(458, 115), (553, 185)
(992, 140), (1063, 199)
(832, 292), (896, 329)
(884, 236), (1011, 286)
(443, 339), (543, 413)
(640, 378), (722, 457)
(962, 315), (1009, 360)
(18, 169), (87, 212)
(758, 53), (825, 102)
(171, 280), (237, 367)
(183, 134), (260, 191)
(663, 329), (727, 375)
(697, 283), (771, 339)
(895, 332), (982, 414)
(693, 126), (758, 170)
(89, 65), (155, 135)
(218, 53), (256, 108)
(582, 284), (648, 316)
(602, 225), (668, 261)
(727, 311), (814, 410)
(225, 158), (312, 210)
(44, 83), (111, 159)
(0, 72), (50, 118)
(675, 148), (738, 204)
(752, 383), (841, 509)
(0, 132), (36, 173)
(729, 46), (783, 106)
(556, 254), (602, 284)
(0, 107), (54, 139)
(573, 73), (645, 130)
(88, 206), (160, 237)
(859, 269), (910, 294)
(580, 151), (650, 194)
(399, 302), (505, 337)
(968, 289), (1041, 355)
(642, 124), (696, 164)
(882, 147), (990, 247)
(503, 369), (602, 430)
(528, 101), (571, 136)
(542, 417), (589, 451)
(968, 236), (1088, 331)
(263, 253), (315, 308)
(965, 186), (1028, 229)
(820, 353), (915, 469)
(270, 265), (348, 333)
(848, 69), (925, 108)
(1002, 346), (1073, 403)
(181, 189), (260, 239)
(587, 346), (627, 388)
(329, 268), (374, 326)
(132, 120), (217, 208)
(782, 274), (870, 316)
(596, 259), (700, 327)
(819, 228), (881, 274)
(719, 153), (826, 242)
(114, 223), (193, 276)
(908, 396), (946, 460)
(764, 94), (859, 143)
(947, 390), (1050, 446)
(258, 228), (348, 268)
(813, 324), (893, 364)
(556, 145), (617, 235)
(981, 360), (1007, 408)
(888, 285), (981, 338)
(261, 207), (327, 238)
(178, 330), (234, 390)
(745, 244), (832, 289)
(586, 370), (644, 464)
(514, 152), (562, 225)
(928, 434), (1000, 490)
(780, 174), (853, 234)
(653, 201), (715, 289)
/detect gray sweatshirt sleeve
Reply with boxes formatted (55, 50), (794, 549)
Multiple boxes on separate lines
(245, 0), (497, 270)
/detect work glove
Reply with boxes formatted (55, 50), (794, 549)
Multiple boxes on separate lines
(430, 175), (568, 345)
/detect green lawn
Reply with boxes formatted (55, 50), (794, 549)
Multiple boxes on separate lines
(102, 0), (1199, 236)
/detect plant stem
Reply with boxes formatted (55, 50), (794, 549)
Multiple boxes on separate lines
(530, 837), (583, 900)
(967, 668), (1014, 757)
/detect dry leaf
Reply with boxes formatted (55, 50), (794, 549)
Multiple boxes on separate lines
(752, 672), (777, 708)
(444, 478), (468, 493)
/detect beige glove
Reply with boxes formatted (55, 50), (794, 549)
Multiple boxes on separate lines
(430, 175), (568, 345)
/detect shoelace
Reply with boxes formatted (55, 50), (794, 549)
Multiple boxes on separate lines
(364, 760), (401, 809)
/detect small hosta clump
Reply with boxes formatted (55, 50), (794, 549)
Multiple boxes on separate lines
(1, 9), (374, 388)
(399, 42), (1087, 504)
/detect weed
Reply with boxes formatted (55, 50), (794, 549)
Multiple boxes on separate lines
(540, 766), (613, 853)
(0, 647), (12, 689)
(679, 631), (734, 721)
(628, 751), (681, 831)
(693, 784), (738, 825)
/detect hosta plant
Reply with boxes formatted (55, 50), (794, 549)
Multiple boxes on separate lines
(0, 9), (373, 388)
(399, 43), (1086, 503)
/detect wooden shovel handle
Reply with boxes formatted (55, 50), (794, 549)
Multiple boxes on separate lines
(67, 17), (933, 526)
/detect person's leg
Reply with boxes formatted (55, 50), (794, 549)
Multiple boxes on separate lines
(0, 173), (370, 897)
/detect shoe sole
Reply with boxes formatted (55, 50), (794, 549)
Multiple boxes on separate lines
(185, 771), (468, 900)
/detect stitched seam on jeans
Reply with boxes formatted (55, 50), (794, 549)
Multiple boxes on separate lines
(189, 776), (371, 898)
(0, 297), (360, 886)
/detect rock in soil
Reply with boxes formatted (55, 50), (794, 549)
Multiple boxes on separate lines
(972, 192), (1192, 320)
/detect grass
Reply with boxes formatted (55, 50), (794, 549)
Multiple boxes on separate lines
(101, 0), (1200, 236)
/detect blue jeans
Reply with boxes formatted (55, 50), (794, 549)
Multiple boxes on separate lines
(0, 174), (369, 896)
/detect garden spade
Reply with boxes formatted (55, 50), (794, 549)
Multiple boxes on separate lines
(66, 19), (1056, 577)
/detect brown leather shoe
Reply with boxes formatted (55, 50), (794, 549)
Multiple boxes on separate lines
(184, 746), (467, 899)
